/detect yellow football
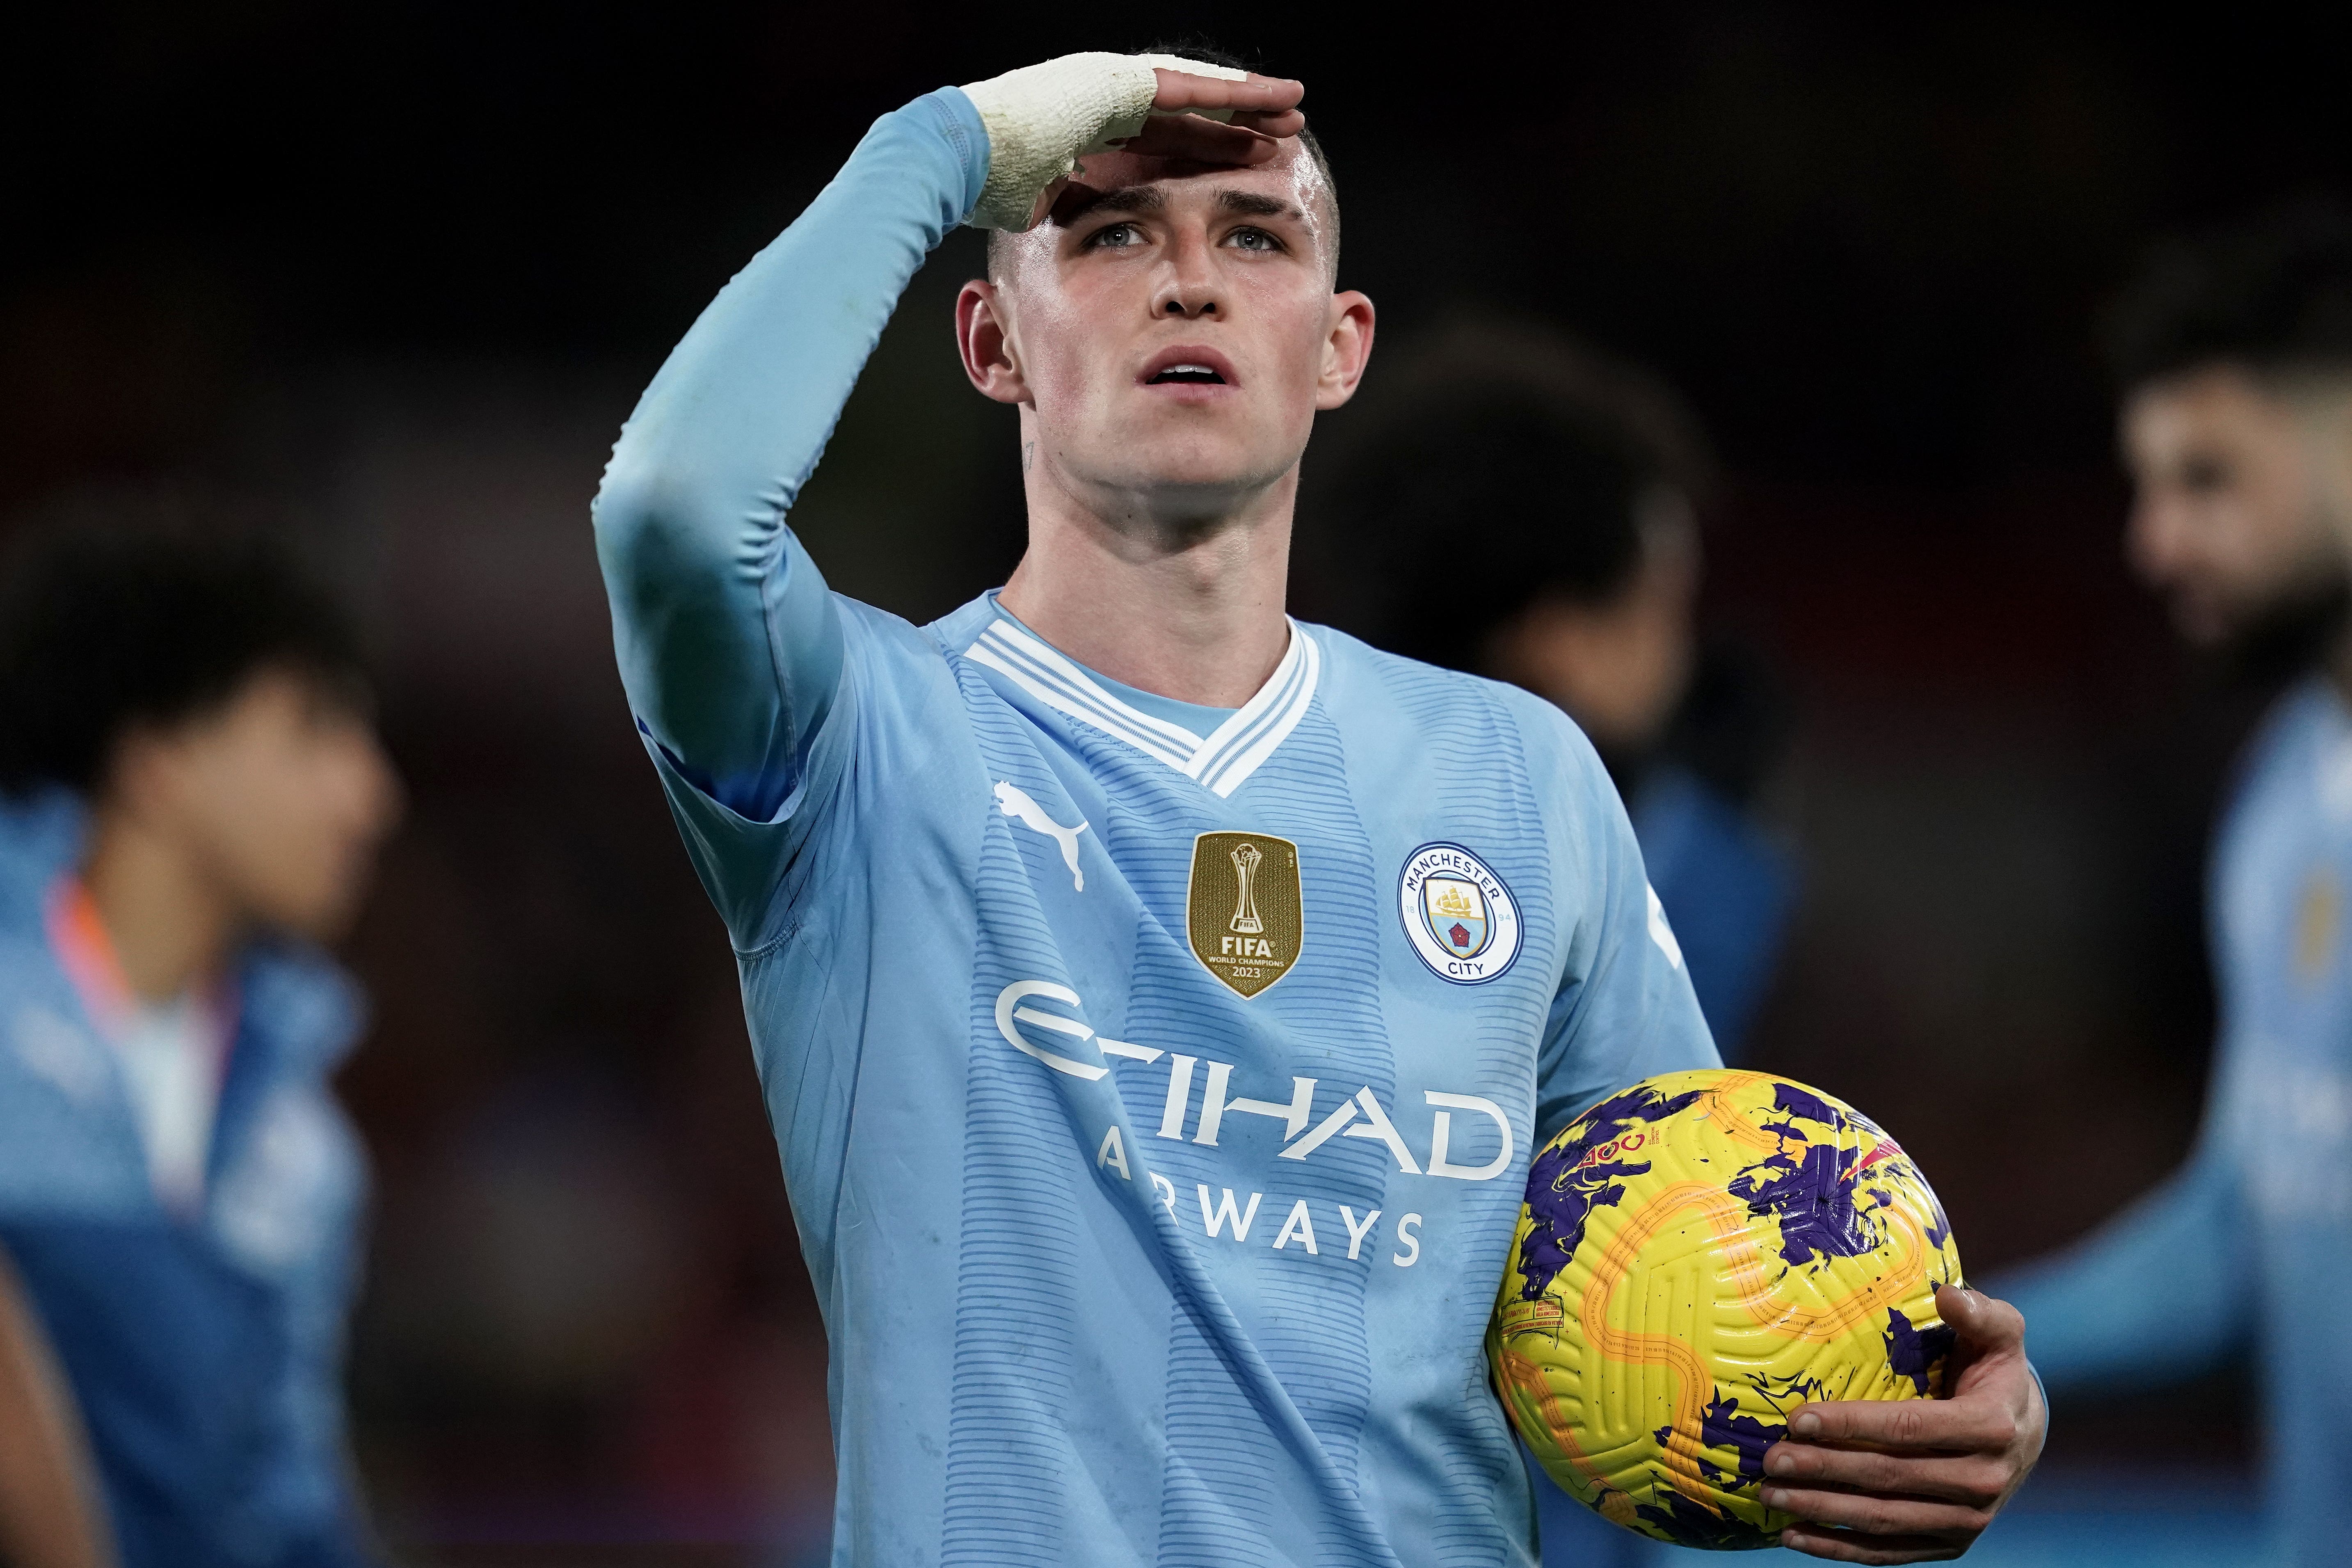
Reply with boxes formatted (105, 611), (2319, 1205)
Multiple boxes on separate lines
(1488, 1069), (1966, 1550)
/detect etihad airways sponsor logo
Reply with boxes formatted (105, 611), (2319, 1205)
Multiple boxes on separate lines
(994, 979), (1514, 1182)
(1128, 1175), (1425, 1268)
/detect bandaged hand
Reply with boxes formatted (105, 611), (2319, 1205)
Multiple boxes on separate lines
(958, 53), (1306, 231)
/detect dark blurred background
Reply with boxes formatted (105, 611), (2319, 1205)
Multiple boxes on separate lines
(12, 4), (2352, 1563)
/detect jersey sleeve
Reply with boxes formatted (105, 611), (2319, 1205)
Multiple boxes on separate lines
(1989, 1136), (2252, 1391)
(590, 87), (990, 944)
(1533, 713), (1722, 1143)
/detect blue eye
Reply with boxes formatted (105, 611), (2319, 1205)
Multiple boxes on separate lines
(1228, 227), (1282, 253)
(1086, 222), (1143, 250)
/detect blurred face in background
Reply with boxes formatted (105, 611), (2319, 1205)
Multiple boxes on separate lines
(1486, 490), (1701, 755)
(2123, 363), (2345, 648)
(112, 667), (403, 942)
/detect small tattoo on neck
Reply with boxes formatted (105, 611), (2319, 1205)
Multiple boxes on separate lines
(1022, 441), (1034, 474)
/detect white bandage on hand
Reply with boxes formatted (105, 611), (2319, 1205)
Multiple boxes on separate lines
(958, 52), (1249, 232)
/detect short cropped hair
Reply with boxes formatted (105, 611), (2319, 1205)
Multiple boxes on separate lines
(0, 527), (369, 796)
(984, 43), (1338, 282)
(2105, 198), (2352, 390)
(1320, 321), (1710, 669)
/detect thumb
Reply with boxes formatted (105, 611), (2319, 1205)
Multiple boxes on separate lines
(1938, 1281), (2025, 1358)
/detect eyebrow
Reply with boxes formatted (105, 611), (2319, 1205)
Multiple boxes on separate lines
(1054, 185), (1306, 226)
(1217, 190), (1301, 221)
(1056, 185), (1165, 224)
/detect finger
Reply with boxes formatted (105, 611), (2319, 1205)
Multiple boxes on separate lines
(1122, 116), (1281, 165)
(1785, 1395), (2020, 1454)
(1938, 1282), (2025, 1358)
(1024, 175), (1074, 230)
(1780, 1523), (1969, 1565)
(1223, 109), (1309, 139)
(1151, 69), (1304, 118)
(1764, 1480), (1992, 1539)
(1764, 1441), (2010, 1508)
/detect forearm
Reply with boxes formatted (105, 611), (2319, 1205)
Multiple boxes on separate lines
(0, 1246), (113, 1568)
(592, 87), (987, 815)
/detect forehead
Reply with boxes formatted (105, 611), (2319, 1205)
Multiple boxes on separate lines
(1021, 139), (1335, 256)
(1065, 137), (1325, 210)
(2126, 363), (2293, 448)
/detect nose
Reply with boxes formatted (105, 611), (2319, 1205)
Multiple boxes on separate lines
(1152, 230), (1221, 320)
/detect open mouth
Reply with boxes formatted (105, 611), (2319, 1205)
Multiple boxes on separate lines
(1141, 348), (1237, 388)
(1147, 364), (1227, 386)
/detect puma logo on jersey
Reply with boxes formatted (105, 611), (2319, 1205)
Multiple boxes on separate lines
(994, 781), (1088, 891)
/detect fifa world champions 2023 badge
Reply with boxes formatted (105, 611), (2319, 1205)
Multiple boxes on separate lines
(1187, 832), (1304, 998)
(1399, 843), (1522, 984)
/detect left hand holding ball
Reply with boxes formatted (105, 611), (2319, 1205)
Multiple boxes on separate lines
(1764, 1284), (2046, 1564)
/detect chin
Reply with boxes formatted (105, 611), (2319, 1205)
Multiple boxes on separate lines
(1096, 436), (1290, 498)
(258, 893), (359, 947)
(2172, 607), (2227, 647)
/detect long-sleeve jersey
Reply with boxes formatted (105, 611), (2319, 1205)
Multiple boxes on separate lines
(592, 86), (1717, 1567)
(2000, 675), (2352, 1567)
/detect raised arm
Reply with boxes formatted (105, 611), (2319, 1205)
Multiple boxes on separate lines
(591, 88), (986, 824)
(590, 57), (1307, 835)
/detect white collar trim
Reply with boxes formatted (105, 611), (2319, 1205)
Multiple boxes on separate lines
(964, 617), (1321, 798)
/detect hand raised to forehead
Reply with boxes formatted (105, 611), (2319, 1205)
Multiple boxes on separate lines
(1119, 69), (1307, 165)
(961, 54), (1312, 231)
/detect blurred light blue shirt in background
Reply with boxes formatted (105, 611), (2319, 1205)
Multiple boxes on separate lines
(2000, 674), (2352, 1568)
(1631, 765), (1797, 1062)
(0, 792), (374, 1568)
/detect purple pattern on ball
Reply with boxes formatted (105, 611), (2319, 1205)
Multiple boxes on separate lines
(1517, 1085), (1705, 1300)
(1731, 1138), (1879, 1266)
(1659, 1390), (1785, 1487)
(1883, 1305), (1957, 1397)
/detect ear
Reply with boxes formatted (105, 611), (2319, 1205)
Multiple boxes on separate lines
(957, 279), (1029, 406)
(1314, 290), (1377, 411)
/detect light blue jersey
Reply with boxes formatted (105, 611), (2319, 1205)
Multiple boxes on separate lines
(594, 87), (1717, 1567)
(0, 791), (373, 1568)
(2002, 675), (2352, 1566)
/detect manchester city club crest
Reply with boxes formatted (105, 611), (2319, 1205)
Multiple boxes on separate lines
(1187, 831), (1304, 998)
(1399, 842), (1522, 983)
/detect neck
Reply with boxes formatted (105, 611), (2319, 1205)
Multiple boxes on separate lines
(998, 453), (1296, 709)
(81, 806), (237, 1005)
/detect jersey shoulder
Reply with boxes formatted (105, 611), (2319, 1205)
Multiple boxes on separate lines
(846, 590), (997, 761)
(1307, 623), (1608, 790)
(2217, 677), (2344, 859)
(0, 925), (146, 1217)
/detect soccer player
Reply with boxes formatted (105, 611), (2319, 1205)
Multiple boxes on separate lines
(1328, 326), (1797, 1060)
(592, 50), (2044, 1563)
(0, 530), (401, 1568)
(1999, 203), (2352, 1567)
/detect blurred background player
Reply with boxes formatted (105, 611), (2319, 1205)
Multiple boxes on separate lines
(1997, 201), (2352, 1566)
(1324, 323), (1797, 1059)
(0, 530), (402, 1568)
